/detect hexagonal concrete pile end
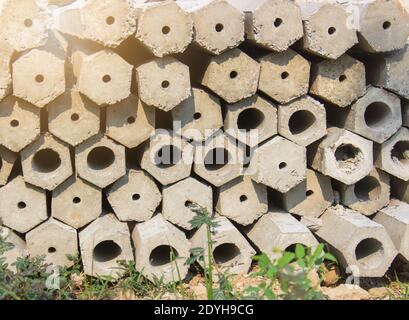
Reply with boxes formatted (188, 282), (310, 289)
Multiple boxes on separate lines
(358, 0), (409, 53)
(201, 48), (260, 103)
(132, 214), (191, 283)
(249, 136), (306, 193)
(0, 96), (40, 153)
(0, 0), (49, 52)
(246, 210), (318, 260)
(0, 146), (17, 186)
(278, 95), (326, 147)
(375, 127), (409, 181)
(374, 200), (409, 263)
(81, 0), (137, 48)
(52, 176), (102, 229)
(21, 133), (73, 191)
(13, 49), (66, 108)
(337, 168), (390, 216)
(106, 94), (155, 149)
(26, 218), (78, 267)
(141, 131), (194, 186)
(245, 0), (303, 51)
(79, 214), (134, 278)
(48, 90), (100, 147)
(344, 86), (402, 144)
(259, 49), (310, 104)
(310, 54), (366, 108)
(76, 134), (126, 189)
(316, 205), (397, 277)
(283, 169), (334, 218)
(0, 176), (47, 234)
(224, 95), (277, 147)
(302, 3), (357, 59)
(136, 57), (191, 112)
(107, 170), (162, 222)
(135, 1), (193, 57)
(217, 176), (268, 226)
(194, 132), (244, 187)
(172, 87), (223, 142)
(181, 0), (244, 55)
(162, 177), (213, 230)
(190, 216), (256, 275)
(310, 127), (373, 185)
(76, 50), (133, 105)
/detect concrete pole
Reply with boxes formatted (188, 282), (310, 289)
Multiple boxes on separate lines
(48, 89), (101, 147)
(26, 218), (78, 267)
(0, 101), (34, 148)
(134, 1), (193, 57)
(178, 0), (244, 54)
(52, 176), (102, 229)
(216, 175), (268, 226)
(228, 0), (303, 52)
(0, 176), (47, 234)
(258, 49), (310, 104)
(107, 169), (162, 222)
(79, 214), (134, 278)
(21, 133), (73, 191)
(162, 177), (213, 230)
(132, 214), (191, 283)
(75, 134), (126, 189)
(316, 205), (397, 277)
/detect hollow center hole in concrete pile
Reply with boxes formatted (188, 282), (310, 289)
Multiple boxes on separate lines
(355, 238), (384, 268)
(215, 23), (224, 32)
(155, 145), (182, 168)
(364, 102), (392, 130)
(237, 108), (265, 132)
(334, 144), (362, 168)
(87, 146), (115, 170)
(10, 119), (19, 127)
(73, 197), (81, 204)
(32, 148), (62, 173)
(274, 18), (283, 27)
(193, 112), (202, 120)
(102, 75), (112, 83)
(162, 26), (171, 35)
(48, 247), (56, 254)
(35, 74), (44, 83)
(149, 245), (179, 267)
(132, 193), (140, 201)
(339, 74), (347, 82)
(204, 148), (231, 171)
(24, 18), (33, 27)
(391, 141), (409, 165)
(354, 176), (381, 202)
(240, 195), (248, 202)
(106, 16), (115, 25)
(17, 201), (26, 209)
(328, 27), (336, 35)
(213, 243), (241, 265)
(289, 110), (316, 135)
(306, 190), (314, 197)
(161, 80), (170, 89)
(184, 200), (193, 208)
(383, 21), (391, 30)
(278, 162), (287, 169)
(71, 113), (80, 121)
(230, 71), (238, 79)
(93, 240), (122, 263)
(127, 116), (136, 124)
(281, 71), (289, 79)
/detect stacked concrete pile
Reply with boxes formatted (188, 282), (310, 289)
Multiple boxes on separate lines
(1, 0), (409, 283)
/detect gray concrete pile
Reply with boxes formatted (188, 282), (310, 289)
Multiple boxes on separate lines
(1, 0), (409, 283)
